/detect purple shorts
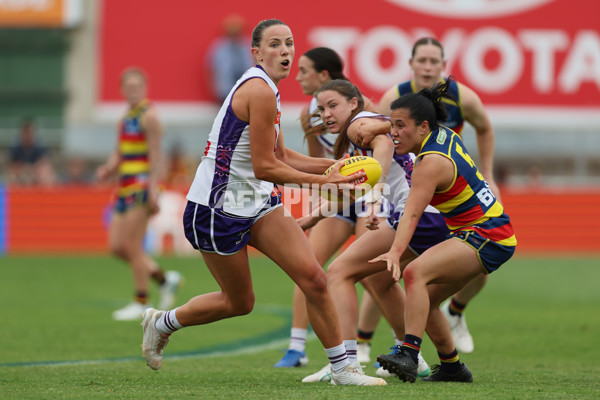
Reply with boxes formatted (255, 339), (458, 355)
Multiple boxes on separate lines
(387, 211), (449, 255)
(183, 193), (282, 255)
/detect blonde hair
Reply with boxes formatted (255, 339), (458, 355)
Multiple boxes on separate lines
(120, 67), (148, 86)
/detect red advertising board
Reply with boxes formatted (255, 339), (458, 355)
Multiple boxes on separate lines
(99, 0), (598, 109)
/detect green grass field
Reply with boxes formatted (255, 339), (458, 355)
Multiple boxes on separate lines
(0, 254), (599, 399)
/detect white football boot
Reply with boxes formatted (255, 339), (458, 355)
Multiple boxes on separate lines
(441, 301), (474, 353)
(356, 342), (371, 363)
(302, 363), (333, 383)
(113, 301), (151, 321)
(141, 308), (170, 370)
(332, 363), (387, 386)
(158, 271), (183, 310)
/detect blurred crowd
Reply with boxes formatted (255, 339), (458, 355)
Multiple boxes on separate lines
(2, 117), (196, 189)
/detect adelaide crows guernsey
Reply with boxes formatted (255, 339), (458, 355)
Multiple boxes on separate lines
(397, 78), (464, 134)
(118, 99), (151, 196)
(187, 66), (281, 217)
(416, 127), (516, 246)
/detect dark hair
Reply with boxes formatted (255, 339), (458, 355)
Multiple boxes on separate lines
(301, 47), (347, 140)
(390, 76), (457, 131)
(251, 19), (287, 48)
(412, 37), (444, 59)
(303, 47), (346, 80)
(316, 79), (365, 159)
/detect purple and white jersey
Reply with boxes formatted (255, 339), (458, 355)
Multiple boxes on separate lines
(308, 97), (338, 158)
(347, 111), (410, 214)
(187, 66), (280, 217)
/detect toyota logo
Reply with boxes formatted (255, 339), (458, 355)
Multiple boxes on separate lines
(384, 0), (556, 19)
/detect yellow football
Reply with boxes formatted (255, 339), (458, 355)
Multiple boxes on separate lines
(321, 156), (382, 201)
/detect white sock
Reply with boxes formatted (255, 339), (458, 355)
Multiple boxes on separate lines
(325, 343), (349, 373)
(395, 338), (404, 347)
(155, 308), (183, 335)
(344, 339), (358, 364)
(289, 328), (307, 352)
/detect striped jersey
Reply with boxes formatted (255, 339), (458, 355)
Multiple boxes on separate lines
(187, 66), (281, 217)
(417, 127), (516, 246)
(397, 77), (464, 134)
(118, 99), (151, 196)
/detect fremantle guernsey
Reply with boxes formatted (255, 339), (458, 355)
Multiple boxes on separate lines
(347, 111), (412, 213)
(187, 66), (281, 217)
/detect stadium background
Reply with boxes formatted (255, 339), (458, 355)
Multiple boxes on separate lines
(0, 0), (599, 255)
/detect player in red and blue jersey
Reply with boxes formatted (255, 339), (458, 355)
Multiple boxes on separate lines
(376, 37), (499, 354)
(96, 67), (181, 321)
(373, 77), (516, 383)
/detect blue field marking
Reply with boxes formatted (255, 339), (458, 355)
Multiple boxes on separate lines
(0, 305), (316, 368)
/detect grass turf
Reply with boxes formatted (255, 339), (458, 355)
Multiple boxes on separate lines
(0, 254), (598, 399)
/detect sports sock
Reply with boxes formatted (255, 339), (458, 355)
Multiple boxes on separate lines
(155, 308), (183, 335)
(392, 328), (400, 345)
(325, 343), (349, 373)
(343, 340), (358, 363)
(135, 291), (149, 305)
(438, 349), (461, 373)
(151, 269), (166, 285)
(448, 298), (466, 316)
(289, 328), (307, 352)
(401, 334), (422, 365)
(357, 329), (374, 344)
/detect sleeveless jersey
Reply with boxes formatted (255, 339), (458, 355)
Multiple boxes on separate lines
(118, 99), (151, 196)
(308, 97), (340, 159)
(347, 111), (411, 213)
(397, 78), (464, 134)
(417, 127), (516, 246)
(187, 66), (281, 217)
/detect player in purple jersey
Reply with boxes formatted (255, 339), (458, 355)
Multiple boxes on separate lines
(274, 47), (380, 368)
(301, 79), (451, 383)
(140, 19), (385, 386)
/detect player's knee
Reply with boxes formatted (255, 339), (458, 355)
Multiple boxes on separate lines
(229, 291), (255, 316)
(298, 264), (327, 297)
(402, 263), (421, 290)
(109, 242), (129, 260)
(326, 259), (349, 287)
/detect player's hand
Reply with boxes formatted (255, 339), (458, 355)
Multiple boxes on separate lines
(364, 204), (381, 230)
(323, 154), (366, 185)
(369, 249), (402, 281)
(95, 165), (109, 181)
(147, 187), (160, 215)
(356, 121), (376, 146)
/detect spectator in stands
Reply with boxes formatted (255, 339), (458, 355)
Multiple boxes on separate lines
(61, 157), (92, 185)
(205, 14), (254, 102)
(8, 118), (56, 186)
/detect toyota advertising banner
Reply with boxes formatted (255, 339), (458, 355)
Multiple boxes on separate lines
(98, 0), (599, 125)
